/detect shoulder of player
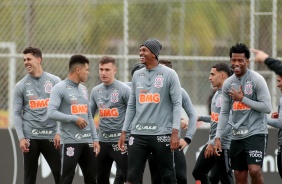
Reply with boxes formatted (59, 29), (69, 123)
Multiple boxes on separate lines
(247, 70), (268, 87)
(42, 72), (61, 83)
(91, 83), (104, 91)
(115, 79), (131, 91)
(15, 74), (29, 86)
(248, 70), (265, 81)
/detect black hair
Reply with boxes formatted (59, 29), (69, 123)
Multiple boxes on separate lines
(212, 63), (232, 77)
(69, 55), (89, 71)
(131, 63), (145, 77)
(159, 59), (173, 68)
(229, 43), (250, 59)
(23, 47), (42, 59)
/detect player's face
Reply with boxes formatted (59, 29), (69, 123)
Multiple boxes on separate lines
(78, 63), (89, 83)
(139, 46), (155, 65)
(209, 68), (223, 88)
(277, 75), (282, 93)
(99, 62), (116, 85)
(23, 53), (41, 75)
(230, 53), (249, 78)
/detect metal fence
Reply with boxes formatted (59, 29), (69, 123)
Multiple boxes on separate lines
(0, 0), (281, 128)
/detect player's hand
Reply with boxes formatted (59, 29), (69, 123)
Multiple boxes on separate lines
(179, 138), (188, 151)
(76, 117), (88, 129)
(213, 138), (222, 157)
(54, 134), (60, 149)
(180, 118), (188, 129)
(118, 131), (126, 151)
(93, 141), (100, 157)
(170, 129), (179, 151)
(204, 144), (214, 158)
(229, 86), (244, 101)
(20, 138), (29, 153)
(271, 112), (279, 119)
(250, 48), (269, 63)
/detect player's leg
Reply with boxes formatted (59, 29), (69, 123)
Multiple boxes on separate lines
(192, 144), (215, 184)
(174, 149), (187, 184)
(148, 153), (162, 184)
(278, 146), (282, 179)
(114, 165), (125, 184)
(245, 134), (267, 184)
(127, 135), (151, 183)
(151, 134), (176, 184)
(230, 139), (248, 184)
(111, 142), (128, 182)
(215, 149), (234, 184)
(208, 165), (219, 184)
(96, 142), (113, 184)
(78, 143), (98, 184)
(40, 139), (61, 184)
(60, 143), (82, 184)
(23, 139), (41, 184)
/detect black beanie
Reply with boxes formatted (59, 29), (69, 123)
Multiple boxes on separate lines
(131, 63), (145, 77)
(141, 39), (162, 59)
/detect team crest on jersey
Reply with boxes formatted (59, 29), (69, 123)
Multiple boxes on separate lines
(66, 147), (75, 157)
(129, 136), (134, 146)
(110, 91), (119, 103)
(244, 84), (253, 95)
(81, 89), (88, 100)
(44, 82), (53, 93)
(215, 97), (222, 108)
(154, 77), (163, 88)
(98, 89), (103, 93)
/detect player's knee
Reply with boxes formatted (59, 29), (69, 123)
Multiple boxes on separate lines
(248, 165), (262, 178)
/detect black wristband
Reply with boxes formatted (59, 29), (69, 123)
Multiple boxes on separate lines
(184, 137), (191, 145)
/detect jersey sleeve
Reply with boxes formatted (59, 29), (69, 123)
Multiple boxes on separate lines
(265, 57), (282, 76)
(13, 82), (25, 140)
(182, 88), (197, 140)
(267, 98), (282, 129)
(169, 70), (182, 130)
(216, 81), (232, 138)
(89, 88), (98, 117)
(241, 74), (271, 114)
(122, 75), (137, 132)
(87, 105), (98, 141)
(47, 84), (78, 123)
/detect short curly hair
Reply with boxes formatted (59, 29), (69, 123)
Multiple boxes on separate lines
(229, 43), (250, 59)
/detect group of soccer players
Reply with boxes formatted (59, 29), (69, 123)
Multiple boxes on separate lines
(13, 39), (282, 184)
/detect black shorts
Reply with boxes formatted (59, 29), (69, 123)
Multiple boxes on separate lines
(230, 134), (268, 170)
